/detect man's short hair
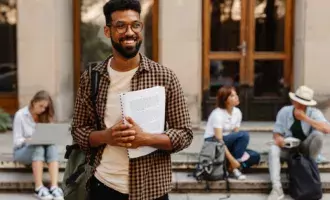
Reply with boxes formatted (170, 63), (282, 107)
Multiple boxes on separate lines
(103, 0), (141, 25)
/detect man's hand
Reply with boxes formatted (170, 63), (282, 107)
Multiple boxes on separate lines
(101, 121), (136, 147)
(294, 109), (307, 121)
(274, 134), (285, 148)
(125, 117), (151, 149)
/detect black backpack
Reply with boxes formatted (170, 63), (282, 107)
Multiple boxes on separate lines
(287, 152), (323, 200)
(62, 65), (100, 200)
(193, 138), (230, 199)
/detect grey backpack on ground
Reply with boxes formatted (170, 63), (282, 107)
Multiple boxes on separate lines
(193, 138), (230, 199)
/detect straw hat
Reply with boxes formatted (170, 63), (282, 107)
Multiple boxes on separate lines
(289, 85), (317, 106)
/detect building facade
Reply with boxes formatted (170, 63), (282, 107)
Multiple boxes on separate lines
(1, 0), (330, 126)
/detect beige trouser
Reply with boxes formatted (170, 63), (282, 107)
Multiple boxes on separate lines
(268, 131), (324, 189)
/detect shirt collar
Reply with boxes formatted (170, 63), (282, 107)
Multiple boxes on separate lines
(22, 106), (32, 117)
(289, 105), (312, 121)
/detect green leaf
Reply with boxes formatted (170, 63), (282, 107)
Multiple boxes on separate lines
(0, 108), (11, 131)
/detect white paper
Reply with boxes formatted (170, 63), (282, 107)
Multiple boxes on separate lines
(266, 137), (301, 149)
(120, 86), (166, 158)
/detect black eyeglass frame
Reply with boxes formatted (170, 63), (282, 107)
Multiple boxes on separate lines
(106, 21), (144, 34)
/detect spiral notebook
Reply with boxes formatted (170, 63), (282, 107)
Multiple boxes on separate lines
(120, 86), (166, 158)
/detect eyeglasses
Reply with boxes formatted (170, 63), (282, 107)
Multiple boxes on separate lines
(107, 21), (143, 34)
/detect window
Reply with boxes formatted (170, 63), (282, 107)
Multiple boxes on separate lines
(0, 0), (17, 93)
(80, 0), (111, 73)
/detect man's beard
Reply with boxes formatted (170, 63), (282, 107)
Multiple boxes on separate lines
(111, 37), (142, 59)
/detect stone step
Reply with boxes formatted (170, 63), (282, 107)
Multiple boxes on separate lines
(1, 153), (330, 173)
(193, 121), (274, 133)
(1, 171), (330, 193)
(1, 131), (329, 174)
(174, 172), (330, 193)
(3, 193), (330, 200)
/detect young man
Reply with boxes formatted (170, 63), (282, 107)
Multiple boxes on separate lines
(71, 0), (193, 200)
(267, 85), (330, 200)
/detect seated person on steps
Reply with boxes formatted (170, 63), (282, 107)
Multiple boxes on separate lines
(203, 86), (250, 180)
(12, 90), (64, 200)
(267, 85), (330, 200)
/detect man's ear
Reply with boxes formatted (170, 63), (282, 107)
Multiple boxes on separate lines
(104, 26), (111, 38)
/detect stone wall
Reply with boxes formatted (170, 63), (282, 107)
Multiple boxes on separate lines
(294, 0), (330, 120)
(17, 0), (74, 121)
(159, 0), (202, 126)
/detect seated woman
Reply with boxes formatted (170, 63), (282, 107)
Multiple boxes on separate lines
(13, 90), (63, 200)
(204, 86), (249, 180)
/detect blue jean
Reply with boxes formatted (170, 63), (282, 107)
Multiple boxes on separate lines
(223, 131), (250, 159)
(14, 144), (58, 164)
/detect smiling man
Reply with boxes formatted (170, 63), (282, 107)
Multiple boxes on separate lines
(70, 0), (193, 200)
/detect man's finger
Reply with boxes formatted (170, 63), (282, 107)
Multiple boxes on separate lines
(126, 116), (136, 126)
(117, 142), (132, 148)
(115, 136), (135, 143)
(120, 130), (137, 137)
(112, 123), (132, 131)
(112, 130), (136, 137)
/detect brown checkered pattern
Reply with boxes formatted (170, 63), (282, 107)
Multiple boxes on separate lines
(71, 54), (193, 200)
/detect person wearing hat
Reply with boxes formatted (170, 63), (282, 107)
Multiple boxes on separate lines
(267, 85), (330, 200)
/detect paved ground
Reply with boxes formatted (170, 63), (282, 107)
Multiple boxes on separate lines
(3, 193), (330, 200)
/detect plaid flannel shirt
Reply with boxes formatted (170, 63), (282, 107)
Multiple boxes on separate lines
(71, 54), (193, 200)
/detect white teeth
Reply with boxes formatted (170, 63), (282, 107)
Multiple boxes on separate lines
(123, 40), (135, 44)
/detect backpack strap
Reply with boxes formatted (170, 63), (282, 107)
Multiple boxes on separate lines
(64, 65), (101, 185)
(88, 64), (101, 166)
(222, 158), (231, 199)
(89, 64), (101, 129)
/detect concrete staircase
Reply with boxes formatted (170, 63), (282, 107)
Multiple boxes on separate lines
(1, 122), (330, 197)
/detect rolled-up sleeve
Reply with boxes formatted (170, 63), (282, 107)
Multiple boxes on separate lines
(311, 108), (328, 123)
(71, 71), (95, 153)
(273, 107), (286, 135)
(164, 71), (193, 153)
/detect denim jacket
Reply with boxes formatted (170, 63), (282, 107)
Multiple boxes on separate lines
(273, 105), (328, 138)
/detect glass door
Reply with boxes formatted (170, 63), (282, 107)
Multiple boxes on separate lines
(245, 0), (293, 120)
(202, 0), (248, 119)
(202, 0), (294, 120)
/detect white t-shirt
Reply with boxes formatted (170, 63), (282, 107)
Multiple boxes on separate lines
(204, 107), (242, 138)
(95, 59), (138, 194)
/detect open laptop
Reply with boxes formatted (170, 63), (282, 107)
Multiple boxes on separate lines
(26, 123), (71, 145)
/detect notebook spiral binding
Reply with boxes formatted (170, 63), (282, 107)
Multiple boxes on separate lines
(119, 93), (126, 125)
(119, 93), (131, 157)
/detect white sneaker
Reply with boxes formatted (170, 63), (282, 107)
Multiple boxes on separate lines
(267, 187), (284, 200)
(34, 186), (53, 200)
(50, 186), (64, 200)
(232, 168), (246, 180)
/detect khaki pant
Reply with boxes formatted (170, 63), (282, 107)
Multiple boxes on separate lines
(268, 131), (324, 188)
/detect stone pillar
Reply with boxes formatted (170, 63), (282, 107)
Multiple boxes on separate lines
(294, 0), (330, 119)
(159, 0), (202, 126)
(17, 0), (74, 121)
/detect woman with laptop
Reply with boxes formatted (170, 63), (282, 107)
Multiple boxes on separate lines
(12, 90), (63, 200)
